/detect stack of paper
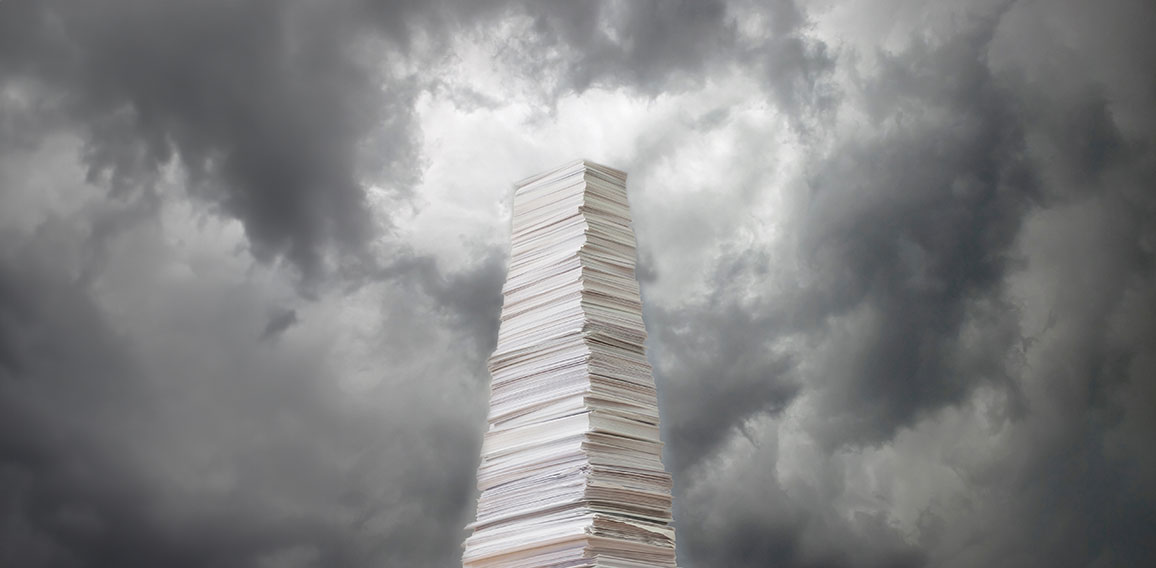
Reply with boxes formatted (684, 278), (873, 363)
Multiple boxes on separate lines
(462, 160), (677, 568)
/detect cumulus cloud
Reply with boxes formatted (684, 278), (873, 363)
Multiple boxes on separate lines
(1, 0), (1154, 567)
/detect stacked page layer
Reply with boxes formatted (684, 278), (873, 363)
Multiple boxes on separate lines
(463, 160), (677, 568)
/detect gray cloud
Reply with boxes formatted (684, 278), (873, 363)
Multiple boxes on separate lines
(652, 3), (1156, 567)
(261, 309), (299, 341)
(500, 0), (834, 125)
(0, 215), (497, 567)
(1, 0), (428, 281)
(652, 10), (1038, 469)
(2, 0), (1155, 567)
(647, 251), (801, 474)
(1, 0), (830, 279)
(516, 0), (736, 93)
(679, 434), (926, 568)
(786, 17), (1037, 448)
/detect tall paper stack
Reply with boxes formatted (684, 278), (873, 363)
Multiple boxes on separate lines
(462, 160), (678, 568)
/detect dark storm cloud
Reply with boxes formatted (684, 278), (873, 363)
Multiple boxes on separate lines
(2, 1), (786, 565)
(0, 0), (429, 280)
(1, 0), (827, 280)
(746, 0), (836, 123)
(261, 308), (299, 341)
(0, 219), (498, 567)
(379, 247), (507, 355)
(647, 251), (800, 474)
(971, 82), (1156, 565)
(788, 19), (1038, 448)
(652, 13), (1038, 468)
(516, 0), (735, 93)
(652, 4), (1156, 568)
(3, 1), (1156, 568)
(507, 0), (833, 120)
(679, 439), (926, 568)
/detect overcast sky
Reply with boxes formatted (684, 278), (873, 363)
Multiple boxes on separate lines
(2, 1), (1154, 567)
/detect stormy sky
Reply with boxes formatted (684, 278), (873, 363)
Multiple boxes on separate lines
(1, 0), (1153, 566)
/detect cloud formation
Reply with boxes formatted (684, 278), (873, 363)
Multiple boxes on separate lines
(1, 1), (1154, 567)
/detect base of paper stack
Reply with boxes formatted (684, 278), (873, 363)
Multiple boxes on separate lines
(462, 160), (678, 567)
